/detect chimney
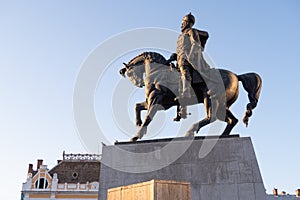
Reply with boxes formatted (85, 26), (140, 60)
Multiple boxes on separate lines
(280, 191), (286, 195)
(273, 188), (278, 196)
(37, 159), (43, 170)
(296, 189), (300, 197)
(27, 164), (33, 174)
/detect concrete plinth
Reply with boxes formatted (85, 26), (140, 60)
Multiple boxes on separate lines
(99, 136), (267, 200)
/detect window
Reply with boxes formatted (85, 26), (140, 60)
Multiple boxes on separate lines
(72, 172), (78, 179)
(35, 178), (48, 189)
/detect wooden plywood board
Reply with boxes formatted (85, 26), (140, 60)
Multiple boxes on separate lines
(107, 179), (190, 200)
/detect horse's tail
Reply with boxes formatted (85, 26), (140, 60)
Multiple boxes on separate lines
(237, 73), (262, 127)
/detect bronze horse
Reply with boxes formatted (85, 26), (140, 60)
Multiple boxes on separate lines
(119, 52), (262, 142)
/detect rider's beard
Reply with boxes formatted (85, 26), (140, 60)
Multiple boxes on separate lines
(181, 23), (189, 32)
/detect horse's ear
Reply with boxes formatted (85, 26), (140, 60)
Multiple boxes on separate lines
(123, 63), (129, 68)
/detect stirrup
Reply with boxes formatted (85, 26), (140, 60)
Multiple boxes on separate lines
(179, 106), (190, 119)
(179, 110), (188, 119)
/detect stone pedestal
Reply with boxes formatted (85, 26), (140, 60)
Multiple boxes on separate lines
(99, 136), (267, 200)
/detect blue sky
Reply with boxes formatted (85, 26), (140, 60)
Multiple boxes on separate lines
(0, 1), (300, 199)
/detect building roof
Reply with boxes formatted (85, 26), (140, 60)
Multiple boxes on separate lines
(267, 194), (298, 199)
(48, 152), (101, 183)
(49, 160), (100, 183)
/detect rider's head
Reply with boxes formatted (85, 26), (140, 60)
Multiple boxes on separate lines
(181, 12), (195, 32)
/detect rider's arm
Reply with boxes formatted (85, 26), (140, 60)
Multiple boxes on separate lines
(165, 53), (178, 70)
(198, 30), (209, 49)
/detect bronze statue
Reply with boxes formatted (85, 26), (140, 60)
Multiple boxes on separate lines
(175, 13), (224, 123)
(119, 51), (262, 142)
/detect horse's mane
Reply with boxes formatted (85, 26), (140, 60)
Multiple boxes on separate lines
(127, 52), (167, 67)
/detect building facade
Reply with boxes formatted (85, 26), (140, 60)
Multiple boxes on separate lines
(22, 152), (299, 200)
(21, 152), (100, 200)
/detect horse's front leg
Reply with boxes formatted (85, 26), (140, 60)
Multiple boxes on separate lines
(135, 101), (148, 126)
(131, 91), (163, 142)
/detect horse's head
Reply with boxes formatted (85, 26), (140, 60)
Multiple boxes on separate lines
(119, 52), (169, 88)
(119, 62), (145, 88)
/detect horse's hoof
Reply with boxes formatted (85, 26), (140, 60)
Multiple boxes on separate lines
(242, 115), (249, 127)
(185, 131), (194, 138)
(130, 136), (139, 142)
(136, 120), (142, 126)
(173, 115), (181, 122)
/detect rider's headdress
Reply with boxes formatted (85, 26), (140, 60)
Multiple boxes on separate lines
(183, 12), (195, 26)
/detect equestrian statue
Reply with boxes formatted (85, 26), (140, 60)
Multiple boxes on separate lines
(119, 13), (262, 142)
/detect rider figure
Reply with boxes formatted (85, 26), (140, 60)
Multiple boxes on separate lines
(175, 12), (222, 119)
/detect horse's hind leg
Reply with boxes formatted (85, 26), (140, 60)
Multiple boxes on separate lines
(221, 109), (238, 136)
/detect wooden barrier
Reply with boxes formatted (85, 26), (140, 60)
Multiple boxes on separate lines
(107, 179), (190, 200)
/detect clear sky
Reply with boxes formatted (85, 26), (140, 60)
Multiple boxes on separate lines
(0, 0), (300, 199)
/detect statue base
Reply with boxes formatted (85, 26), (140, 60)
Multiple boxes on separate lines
(99, 135), (267, 200)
